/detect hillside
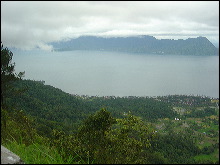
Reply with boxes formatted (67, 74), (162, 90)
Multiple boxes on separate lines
(51, 35), (218, 55)
(3, 79), (219, 164)
(7, 79), (176, 135)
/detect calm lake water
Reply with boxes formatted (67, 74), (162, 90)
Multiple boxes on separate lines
(12, 49), (219, 98)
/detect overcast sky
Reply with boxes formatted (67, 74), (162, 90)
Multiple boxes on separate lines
(1, 1), (219, 50)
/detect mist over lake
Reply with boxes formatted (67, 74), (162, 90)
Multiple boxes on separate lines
(12, 50), (219, 98)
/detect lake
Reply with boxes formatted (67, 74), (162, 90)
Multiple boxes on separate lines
(12, 49), (219, 98)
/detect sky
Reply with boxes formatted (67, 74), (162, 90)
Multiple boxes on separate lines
(1, 1), (219, 51)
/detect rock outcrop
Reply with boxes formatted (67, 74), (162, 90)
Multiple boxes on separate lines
(1, 145), (24, 164)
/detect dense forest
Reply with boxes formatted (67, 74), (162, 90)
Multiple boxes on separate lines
(2, 79), (219, 164)
(51, 35), (218, 55)
(1, 44), (219, 164)
(5, 79), (177, 134)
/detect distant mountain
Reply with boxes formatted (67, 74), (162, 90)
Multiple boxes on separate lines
(212, 42), (219, 48)
(51, 35), (218, 55)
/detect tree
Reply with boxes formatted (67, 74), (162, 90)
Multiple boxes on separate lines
(77, 109), (156, 164)
(77, 108), (116, 163)
(106, 112), (155, 164)
(1, 42), (24, 108)
(1, 43), (26, 142)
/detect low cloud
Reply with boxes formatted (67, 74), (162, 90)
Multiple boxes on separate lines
(1, 1), (219, 50)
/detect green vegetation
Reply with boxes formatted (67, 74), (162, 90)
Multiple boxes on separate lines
(4, 138), (75, 164)
(1, 45), (219, 164)
(1, 44), (24, 110)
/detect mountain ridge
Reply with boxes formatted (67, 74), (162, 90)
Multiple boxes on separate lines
(51, 35), (218, 55)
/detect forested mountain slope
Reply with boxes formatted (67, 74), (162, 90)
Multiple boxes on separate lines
(4, 79), (219, 164)
(7, 79), (176, 135)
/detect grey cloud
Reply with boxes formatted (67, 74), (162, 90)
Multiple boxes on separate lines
(1, 1), (219, 50)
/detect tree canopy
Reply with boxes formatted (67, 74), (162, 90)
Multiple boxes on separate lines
(1, 43), (24, 108)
